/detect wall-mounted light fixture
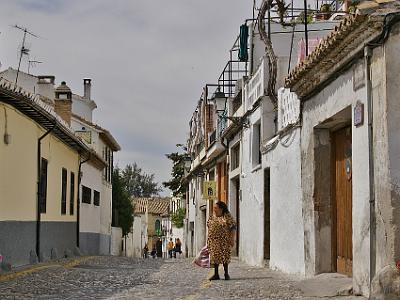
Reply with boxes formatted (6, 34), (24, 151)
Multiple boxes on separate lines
(183, 156), (192, 172)
(210, 88), (227, 114)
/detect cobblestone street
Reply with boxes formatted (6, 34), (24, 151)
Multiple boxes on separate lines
(0, 256), (367, 300)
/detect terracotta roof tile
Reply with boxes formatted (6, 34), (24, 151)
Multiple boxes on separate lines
(133, 197), (170, 216)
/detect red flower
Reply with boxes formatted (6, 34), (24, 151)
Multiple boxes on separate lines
(396, 260), (400, 271)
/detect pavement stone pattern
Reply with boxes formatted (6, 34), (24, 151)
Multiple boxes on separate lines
(0, 256), (367, 300)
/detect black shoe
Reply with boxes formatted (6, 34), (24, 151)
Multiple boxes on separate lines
(209, 274), (220, 281)
(224, 274), (230, 280)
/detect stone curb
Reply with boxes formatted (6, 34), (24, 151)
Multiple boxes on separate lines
(0, 256), (95, 282)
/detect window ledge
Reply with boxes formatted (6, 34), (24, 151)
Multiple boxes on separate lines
(251, 164), (262, 173)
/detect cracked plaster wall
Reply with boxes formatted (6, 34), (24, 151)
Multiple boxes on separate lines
(301, 63), (371, 296)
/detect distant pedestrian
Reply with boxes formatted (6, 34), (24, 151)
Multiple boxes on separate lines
(167, 238), (174, 258)
(151, 245), (157, 259)
(156, 238), (162, 258)
(175, 238), (182, 258)
(207, 201), (236, 281)
(143, 243), (149, 259)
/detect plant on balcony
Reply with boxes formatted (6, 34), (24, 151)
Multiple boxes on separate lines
(171, 207), (186, 229)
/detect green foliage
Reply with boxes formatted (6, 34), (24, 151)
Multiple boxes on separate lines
(171, 207), (186, 228)
(295, 11), (314, 24)
(163, 144), (188, 197)
(112, 168), (134, 237)
(121, 163), (162, 197)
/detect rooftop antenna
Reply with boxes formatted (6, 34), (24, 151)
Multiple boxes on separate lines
(13, 25), (39, 86)
(28, 59), (43, 75)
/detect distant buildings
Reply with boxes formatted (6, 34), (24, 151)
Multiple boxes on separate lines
(128, 197), (170, 258)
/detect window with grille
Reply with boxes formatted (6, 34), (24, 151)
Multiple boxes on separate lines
(70, 172), (75, 215)
(39, 158), (48, 213)
(231, 143), (240, 170)
(61, 168), (67, 215)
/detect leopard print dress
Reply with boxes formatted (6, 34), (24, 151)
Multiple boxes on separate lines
(207, 214), (236, 265)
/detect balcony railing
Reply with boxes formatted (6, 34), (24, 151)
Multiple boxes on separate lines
(218, 110), (227, 136)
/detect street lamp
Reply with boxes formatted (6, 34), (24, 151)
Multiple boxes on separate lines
(183, 155), (192, 177)
(210, 88), (227, 114)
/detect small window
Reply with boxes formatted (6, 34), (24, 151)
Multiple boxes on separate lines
(39, 158), (48, 213)
(252, 122), (262, 167)
(61, 168), (67, 215)
(82, 185), (91, 204)
(70, 172), (75, 215)
(231, 143), (240, 170)
(155, 220), (161, 234)
(94, 190), (100, 206)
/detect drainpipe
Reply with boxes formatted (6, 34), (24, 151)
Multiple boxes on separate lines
(364, 46), (375, 285)
(36, 125), (56, 259)
(77, 156), (90, 248)
(364, 12), (400, 286)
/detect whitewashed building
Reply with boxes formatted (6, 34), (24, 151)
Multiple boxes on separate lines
(0, 68), (121, 256)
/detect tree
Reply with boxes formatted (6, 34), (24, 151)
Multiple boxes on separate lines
(121, 163), (162, 198)
(112, 168), (134, 237)
(163, 144), (188, 197)
(171, 207), (186, 228)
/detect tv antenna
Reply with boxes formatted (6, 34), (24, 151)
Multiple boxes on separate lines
(13, 25), (39, 85)
(28, 59), (43, 74)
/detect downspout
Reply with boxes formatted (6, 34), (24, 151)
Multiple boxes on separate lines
(77, 156), (90, 248)
(364, 46), (375, 285)
(36, 124), (56, 259)
(365, 12), (400, 285)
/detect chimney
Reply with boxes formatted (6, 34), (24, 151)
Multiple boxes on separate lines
(54, 81), (72, 126)
(83, 78), (91, 100)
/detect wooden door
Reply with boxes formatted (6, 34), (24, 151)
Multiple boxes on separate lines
(264, 169), (271, 260)
(332, 127), (352, 276)
(217, 162), (227, 203)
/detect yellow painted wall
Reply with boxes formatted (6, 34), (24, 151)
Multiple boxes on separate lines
(0, 103), (80, 222)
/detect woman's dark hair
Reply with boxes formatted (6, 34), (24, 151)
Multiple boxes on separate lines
(216, 201), (229, 215)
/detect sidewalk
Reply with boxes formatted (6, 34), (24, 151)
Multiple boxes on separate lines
(0, 256), (93, 282)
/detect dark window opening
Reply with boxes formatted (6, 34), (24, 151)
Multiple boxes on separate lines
(82, 185), (91, 204)
(94, 190), (100, 206)
(39, 158), (48, 213)
(231, 143), (240, 170)
(61, 168), (67, 215)
(70, 172), (75, 215)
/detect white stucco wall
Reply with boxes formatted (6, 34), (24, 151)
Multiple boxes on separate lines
(80, 163), (102, 233)
(239, 106), (265, 267)
(194, 177), (207, 255)
(111, 227), (122, 256)
(263, 128), (305, 275)
(301, 64), (370, 295)
(71, 95), (93, 122)
(126, 216), (142, 258)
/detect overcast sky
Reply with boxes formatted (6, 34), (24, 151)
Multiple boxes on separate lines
(0, 0), (312, 196)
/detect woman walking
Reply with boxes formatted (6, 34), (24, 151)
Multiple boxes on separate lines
(207, 201), (236, 280)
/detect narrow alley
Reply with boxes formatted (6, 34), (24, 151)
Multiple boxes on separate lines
(0, 256), (366, 300)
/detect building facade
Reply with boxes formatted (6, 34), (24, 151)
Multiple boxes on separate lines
(183, 0), (400, 298)
(0, 77), (90, 267)
(0, 68), (121, 258)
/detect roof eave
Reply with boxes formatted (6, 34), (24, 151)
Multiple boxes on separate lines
(0, 80), (90, 157)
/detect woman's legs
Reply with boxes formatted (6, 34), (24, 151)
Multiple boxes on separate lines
(223, 263), (230, 280)
(209, 264), (220, 280)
